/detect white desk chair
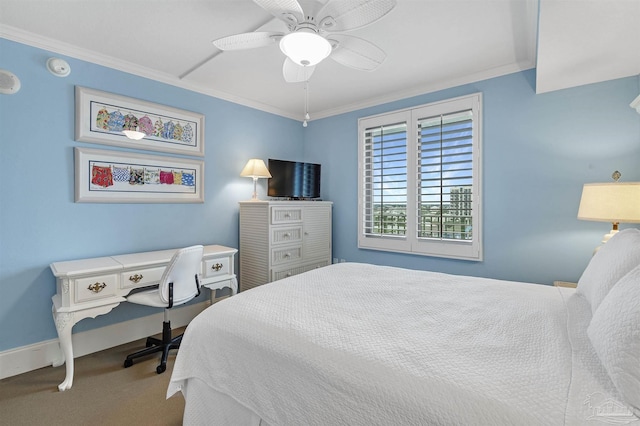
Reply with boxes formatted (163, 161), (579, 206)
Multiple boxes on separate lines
(123, 245), (204, 374)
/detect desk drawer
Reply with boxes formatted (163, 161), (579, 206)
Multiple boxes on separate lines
(75, 274), (118, 303)
(271, 245), (302, 266)
(120, 266), (165, 290)
(204, 257), (231, 279)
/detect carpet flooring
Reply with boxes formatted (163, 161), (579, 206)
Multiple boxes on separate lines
(0, 332), (186, 426)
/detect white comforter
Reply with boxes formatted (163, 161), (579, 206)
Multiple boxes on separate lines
(168, 263), (636, 425)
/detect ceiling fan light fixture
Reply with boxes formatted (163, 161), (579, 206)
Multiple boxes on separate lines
(280, 30), (332, 67)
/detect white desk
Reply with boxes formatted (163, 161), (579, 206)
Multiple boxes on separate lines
(50, 244), (237, 391)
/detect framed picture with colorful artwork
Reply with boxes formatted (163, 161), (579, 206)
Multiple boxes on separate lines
(74, 86), (205, 157)
(74, 147), (204, 203)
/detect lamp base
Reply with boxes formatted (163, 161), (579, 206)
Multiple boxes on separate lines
(249, 177), (260, 201)
(601, 222), (620, 244)
(593, 224), (620, 253)
(601, 229), (619, 244)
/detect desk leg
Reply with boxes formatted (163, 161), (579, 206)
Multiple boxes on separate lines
(51, 303), (121, 391)
(230, 276), (238, 295)
(52, 309), (75, 391)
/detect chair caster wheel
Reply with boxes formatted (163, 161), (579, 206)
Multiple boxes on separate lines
(156, 364), (166, 374)
(124, 359), (133, 368)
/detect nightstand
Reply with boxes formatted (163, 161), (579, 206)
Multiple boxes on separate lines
(553, 281), (577, 288)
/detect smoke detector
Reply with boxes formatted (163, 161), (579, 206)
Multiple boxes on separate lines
(46, 58), (71, 77)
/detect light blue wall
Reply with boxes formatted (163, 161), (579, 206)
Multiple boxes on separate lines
(1, 37), (639, 354)
(305, 70), (640, 284)
(0, 39), (304, 351)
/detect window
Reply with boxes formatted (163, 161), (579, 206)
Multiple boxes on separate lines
(358, 93), (482, 261)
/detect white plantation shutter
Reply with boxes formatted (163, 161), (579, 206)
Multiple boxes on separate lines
(417, 110), (474, 240)
(362, 121), (408, 238)
(359, 93), (482, 261)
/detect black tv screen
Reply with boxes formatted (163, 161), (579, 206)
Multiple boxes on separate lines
(268, 159), (321, 199)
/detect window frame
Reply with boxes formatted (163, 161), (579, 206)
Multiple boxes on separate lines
(357, 93), (483, 261)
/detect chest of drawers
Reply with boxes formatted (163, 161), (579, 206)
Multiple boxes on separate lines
(239, 201), (332, 291)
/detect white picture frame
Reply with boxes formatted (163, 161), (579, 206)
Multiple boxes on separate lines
(74, 147), (204, 203)
(75, 86), (205, 157)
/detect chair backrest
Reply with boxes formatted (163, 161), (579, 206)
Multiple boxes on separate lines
(159, 245), (204, 307)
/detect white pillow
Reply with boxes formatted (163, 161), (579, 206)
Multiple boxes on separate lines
(587, 264), (640, 415)
(577, 228), (640, 313)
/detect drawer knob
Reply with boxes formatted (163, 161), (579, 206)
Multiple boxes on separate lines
(284, 252), (291, 258)
(211, 263), (223, 272)
(284, 232), (291, 238)
(87, 282), (107, 293)
(129, 274), (144, 283)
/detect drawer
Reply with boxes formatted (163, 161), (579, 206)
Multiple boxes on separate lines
(204, 256), (231, 278)
(271, 245), (302, 266)
(120, 266), (165, 290)
(272, 260), (330, 281)
(271, 207), (302, 224)
(272, 226), (302, 245)
(75, 274), (118, 303)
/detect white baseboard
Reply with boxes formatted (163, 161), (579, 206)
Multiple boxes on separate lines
(0, 301), (209, 380)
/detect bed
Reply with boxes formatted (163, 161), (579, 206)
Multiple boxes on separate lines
(168, 229), (640, 425)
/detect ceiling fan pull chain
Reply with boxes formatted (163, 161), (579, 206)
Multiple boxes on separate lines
(303, 81), (310, 127)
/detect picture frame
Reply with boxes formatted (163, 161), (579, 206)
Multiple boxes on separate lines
(74, 147), (204, 203)
(75, 86), (205, 157)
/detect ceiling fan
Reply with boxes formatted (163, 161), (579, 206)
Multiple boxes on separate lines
(212, 0), (397, 83)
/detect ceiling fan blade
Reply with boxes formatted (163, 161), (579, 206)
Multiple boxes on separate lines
(318, 0), (397, 32)
(253, 0), (304, 26)
(328, 35), (387, 71)
(283, 58), (316, 83)
(213, 32), (283, 51)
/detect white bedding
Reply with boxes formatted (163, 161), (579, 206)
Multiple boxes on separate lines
(168, 263), (638, 425)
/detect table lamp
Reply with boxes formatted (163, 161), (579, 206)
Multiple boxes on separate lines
(577, 171), (640, 245)
(240, 159), (272, 200)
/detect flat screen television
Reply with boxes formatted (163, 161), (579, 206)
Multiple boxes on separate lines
(267, 159), (321, 199)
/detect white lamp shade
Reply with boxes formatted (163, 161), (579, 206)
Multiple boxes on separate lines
(578, 182), (640, 223)
(280, 31), (332, 67)
(240, 159), (272, 178)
